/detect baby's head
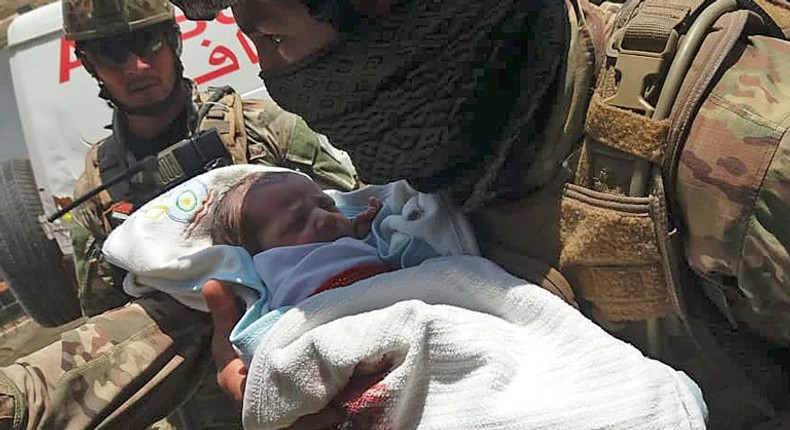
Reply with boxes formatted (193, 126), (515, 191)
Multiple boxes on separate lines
(211, 171), (354, 254)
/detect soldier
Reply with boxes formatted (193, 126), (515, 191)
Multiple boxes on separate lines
(0, 0), (357, 428)
(64, 0), (357, 317)
(2, 0), (790, 429)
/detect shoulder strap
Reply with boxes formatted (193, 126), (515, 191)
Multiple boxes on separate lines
(585, 0), (786, 229)
(570, 0), (784, 323)
(196, 86), (249, 164)
(755, 0), (790, 35)
(583, 0), (783, 202)
(79, 138), (117, 209)
(73, 138), (114, 235)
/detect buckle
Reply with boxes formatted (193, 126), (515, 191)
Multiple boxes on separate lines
(604, 28), (680, 117)
(589, 26), (681, 197)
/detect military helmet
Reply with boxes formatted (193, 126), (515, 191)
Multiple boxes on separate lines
(63, 0), (176, 41)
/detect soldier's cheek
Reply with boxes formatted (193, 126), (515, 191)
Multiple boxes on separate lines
(250, 37), (289, 73)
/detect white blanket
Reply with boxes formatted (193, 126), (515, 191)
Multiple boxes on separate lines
(245, 256), (707, 430)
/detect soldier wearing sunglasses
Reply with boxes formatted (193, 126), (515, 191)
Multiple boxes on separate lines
(64, 0), (358, 317)
(0, 0), (358, 429)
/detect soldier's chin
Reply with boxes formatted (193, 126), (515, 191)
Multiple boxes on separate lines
(119, 88), (181, 117)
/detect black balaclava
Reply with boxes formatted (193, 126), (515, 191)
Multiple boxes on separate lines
(260, 0), (569, 207)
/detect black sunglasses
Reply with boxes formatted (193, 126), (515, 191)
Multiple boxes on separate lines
(80, 28), (168, 67)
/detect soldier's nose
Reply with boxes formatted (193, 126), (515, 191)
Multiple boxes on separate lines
(123, 54), (153, 72)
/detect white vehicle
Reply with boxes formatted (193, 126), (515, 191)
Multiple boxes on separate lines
(0, 1), (267, 327)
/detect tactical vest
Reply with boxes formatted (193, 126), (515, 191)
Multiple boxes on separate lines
(74, 86), (250, 236)
(559, 0), (790, 344)
(474, 0), (790, 351)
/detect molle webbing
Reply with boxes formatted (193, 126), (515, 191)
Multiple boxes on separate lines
(585, 94), (670, 163)
(560, 0), (748, 321)
(196, 88), (248, 164)
(561, 0), (767, 322)
(560, 184), (670, 320)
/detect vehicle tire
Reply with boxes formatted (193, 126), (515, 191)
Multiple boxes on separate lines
(0, 158), (82, 327)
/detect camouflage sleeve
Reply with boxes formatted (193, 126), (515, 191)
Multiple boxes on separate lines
(676, 35), (790, 346)
(241, 99), (359, 191)
(70, 174), (131, 317)
(0, 373), (24, 430)
(0, 293), (212, 430)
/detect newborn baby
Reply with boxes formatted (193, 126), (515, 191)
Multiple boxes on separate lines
(103, 165), (480, 363)
(210, 171), (391, 307)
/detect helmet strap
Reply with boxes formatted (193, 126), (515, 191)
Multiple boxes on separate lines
(111, 74), (187, 117)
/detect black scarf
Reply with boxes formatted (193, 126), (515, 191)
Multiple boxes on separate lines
(261, 0), (568, 205)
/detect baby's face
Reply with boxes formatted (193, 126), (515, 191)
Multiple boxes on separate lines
(244, 175), (354, 250)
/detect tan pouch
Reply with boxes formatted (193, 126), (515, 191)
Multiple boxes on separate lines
(559, 183), (676, 321)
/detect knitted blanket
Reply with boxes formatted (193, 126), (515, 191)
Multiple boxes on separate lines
(244, 256), (707, 430)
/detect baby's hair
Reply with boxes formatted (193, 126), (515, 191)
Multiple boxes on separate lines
(210, 171), (299, 253)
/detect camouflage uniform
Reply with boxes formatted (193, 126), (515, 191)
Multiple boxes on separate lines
(0, 1), (357, 428)
(471, 0), (790, 428)
(0, 293), (212, 430)
(0, 92), (358, 430)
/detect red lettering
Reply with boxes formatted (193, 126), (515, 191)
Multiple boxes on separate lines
(59, 37), (82, 83)
(194, 41), (241, 85)
(236, 30), (259, 65)
(176, 14), (208, 40)
(216, 11), (236, 25)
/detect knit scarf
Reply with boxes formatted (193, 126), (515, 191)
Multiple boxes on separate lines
(261, 0), (568, 206)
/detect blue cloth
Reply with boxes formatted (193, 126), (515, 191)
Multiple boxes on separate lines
(230, 202), (442, 365)
(370, 204), (441, 269)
